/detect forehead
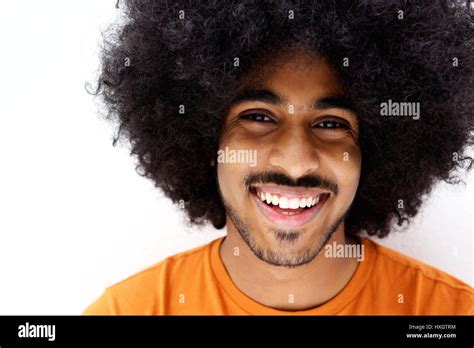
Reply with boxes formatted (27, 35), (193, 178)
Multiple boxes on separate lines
(239, 51), (344, 101)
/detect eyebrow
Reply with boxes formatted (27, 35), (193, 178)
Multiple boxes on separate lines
(231, 88), (355, 112)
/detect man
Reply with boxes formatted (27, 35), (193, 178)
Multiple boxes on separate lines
(84, 0), (473, 315)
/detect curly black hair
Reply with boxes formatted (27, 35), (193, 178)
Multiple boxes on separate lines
(94, 0), (474, 238)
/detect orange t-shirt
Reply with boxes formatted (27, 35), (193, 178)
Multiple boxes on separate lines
(83, 237), (473, 315)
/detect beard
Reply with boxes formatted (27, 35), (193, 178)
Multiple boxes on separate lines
(220, 196), (349, 269)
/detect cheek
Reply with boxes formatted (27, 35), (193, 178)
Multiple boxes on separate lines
(217, 132), (262, 202)
(333, 145), (361, 199)
(217, 163), (235, 198)
(217, 162), (251, 206)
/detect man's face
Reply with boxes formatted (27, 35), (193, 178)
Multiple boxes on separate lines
(217, 52), (361, 268)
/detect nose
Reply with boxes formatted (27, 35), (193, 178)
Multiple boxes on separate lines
(268, 125), (320, 179)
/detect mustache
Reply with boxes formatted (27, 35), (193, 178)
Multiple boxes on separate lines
(243, 171), (339, 195)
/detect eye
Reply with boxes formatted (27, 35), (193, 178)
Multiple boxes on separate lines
(313, 119), (350, 130)
(239, 113), (276, 123)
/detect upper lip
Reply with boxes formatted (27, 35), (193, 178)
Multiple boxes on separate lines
(251, 184), (330, 199)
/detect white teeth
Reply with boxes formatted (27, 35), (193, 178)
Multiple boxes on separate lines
(271, 195), (279, 205)
(299, 198), (307, 208)
(257, 190), (324, 209)
(265, 192), (272, 204)
(288, 198), (300, 209)
(314, 195), (320, 205)
(278, 196), (289, 209)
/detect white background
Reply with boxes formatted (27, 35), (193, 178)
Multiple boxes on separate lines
(0, 1), (472, 315)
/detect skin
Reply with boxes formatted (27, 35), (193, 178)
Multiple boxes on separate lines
(216, 50), (362, 310)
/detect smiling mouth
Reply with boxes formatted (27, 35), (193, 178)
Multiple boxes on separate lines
(249, 186), (330, 228)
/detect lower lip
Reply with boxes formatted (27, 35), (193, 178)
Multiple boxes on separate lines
(251, 190), (329, 228)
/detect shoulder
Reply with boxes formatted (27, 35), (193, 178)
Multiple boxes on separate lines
(365, 238), (473, 314)
(113, 238), (216, 287)
(83, 238), (220, 315)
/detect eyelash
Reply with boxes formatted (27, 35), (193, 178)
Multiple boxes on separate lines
(239, 113), (275, 123)
(313, 120), (350, 130)
(239, 113), (349, 130)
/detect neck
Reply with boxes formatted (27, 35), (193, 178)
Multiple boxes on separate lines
(220, 222), (360, 311)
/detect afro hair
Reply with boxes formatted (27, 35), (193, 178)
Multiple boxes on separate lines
(94, 0), (474, 237)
